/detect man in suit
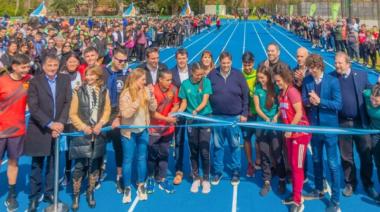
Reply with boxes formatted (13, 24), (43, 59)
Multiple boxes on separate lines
(24, 54), (72, 212)
(138, 47), (168, 85)
(170, 48), (191, 185)
(332, 52), (377, 200)
(301, 54), (342, 212)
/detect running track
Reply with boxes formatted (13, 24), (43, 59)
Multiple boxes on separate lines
(0, 20), (379, 212)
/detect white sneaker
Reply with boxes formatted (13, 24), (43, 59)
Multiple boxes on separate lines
(122, 187), (131, 204)
(202, 180), (211, 194)
(190, 179), (201, 193)
(137, 184), (148, 201)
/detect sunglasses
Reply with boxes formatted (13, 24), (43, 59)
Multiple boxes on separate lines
(114, 57), (128, 63)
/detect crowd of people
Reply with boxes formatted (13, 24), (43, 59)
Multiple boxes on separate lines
(273, 15), (380, 70)
(0, 15), (380, 212)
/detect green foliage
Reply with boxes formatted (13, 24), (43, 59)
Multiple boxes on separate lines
(50, 0), (80, 15)
(0, 0), (27, 16)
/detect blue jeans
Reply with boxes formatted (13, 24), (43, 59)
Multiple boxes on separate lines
(121, 130), (149, 187)
(311, 134), (340, 205)
(212, 115), (242, 175)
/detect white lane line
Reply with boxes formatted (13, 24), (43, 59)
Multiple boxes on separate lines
(270, 24), (336, 70)
(215, 23), (240, 64)
(1, 159), (8, 165)
(188, 23), (233, 63)
(162, 27), (219, 63)
(242, 22), (246, 54)
(251, 22), (267, 59)
(128, 196), (140, 212)
(232, 184), (238, 212)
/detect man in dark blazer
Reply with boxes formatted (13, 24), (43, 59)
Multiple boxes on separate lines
(301, 54), (342, 212)
(24, 54), (72, 212)
(138, 47), (168, 85)
(170, 48), (191, 185)
(331, 52), (377, 200)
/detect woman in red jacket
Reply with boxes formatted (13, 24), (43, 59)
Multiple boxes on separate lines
(273, 66), (311, 212)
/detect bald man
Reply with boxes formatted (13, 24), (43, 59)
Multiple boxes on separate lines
(293, 47), (309, 89)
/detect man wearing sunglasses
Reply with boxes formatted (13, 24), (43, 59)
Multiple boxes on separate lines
(103, 47), (130, 194)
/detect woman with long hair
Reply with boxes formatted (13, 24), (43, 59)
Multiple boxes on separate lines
(200, 50), (215, 75)
(254, 65), (286, 196)
(274, 65), (311, 212)
(59, 52), (82, 187)
(119, 68), (157, 203)
(178, 62), (213, 194)
(69, 65), (111, 211)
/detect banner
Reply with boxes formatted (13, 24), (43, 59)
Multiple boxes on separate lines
(123, 2), (137, 17)
(180, 1), (192, 16)
(30, 1), (47, 17)
(289, 5), (294, 16)
(331, 2), (341, 20)
(309, 3), (317, 17)
(216, 0), (220, 15)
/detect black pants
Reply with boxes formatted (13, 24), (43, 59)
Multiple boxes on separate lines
(256, 130), (286, 181)
(108, 128), (123, 169)
(72, 157), (102, 180)
(175, 118), (187, 172)
(188, 126), (211, 181)
(147, 134), (172, 180)
(29, 154), (55, 200)
(136, 43), (145, 62)
(339, 119), (374, 188)
(372, 134), (380, 184)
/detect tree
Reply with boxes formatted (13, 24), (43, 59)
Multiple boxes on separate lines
(50, 0), (79, 15)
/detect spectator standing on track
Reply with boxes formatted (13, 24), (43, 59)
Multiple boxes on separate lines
(254, 65), (286, 197)
(24, 55), (72, 212)
(332, 52), (377, 200)
(363, 84), (380, 203)
(68, 65), (111, 211)
(178, 62), (213, 194)
(301, 54), (342, 212)
(274, 66), (311, 212)
(0, 54), (31, 212)
(146, 70), (179, 194)
(119, 68), (157, 204)
(171, 48), (191, 185)
(241, 52), (261, 177)
(209, 52), (249, 186)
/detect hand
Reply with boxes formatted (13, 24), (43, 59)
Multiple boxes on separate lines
(52, 130), (60, 138)
(166, 116), (177, 124)
(50, 122), (64, 133)
(272, 115), (278, 123)
(93, 123), (102, 135)
(240, 115), (247, 122)
(192, 110), (198, 116)
(309, 90), (321, 106)
(111, 118), (120, 129)
(83, 126), (93, 135)
(264, 117), (271, 122)
(284, 132), (292, 138)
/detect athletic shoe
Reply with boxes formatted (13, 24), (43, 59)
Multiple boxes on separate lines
(190, 179), (201, 193)
(231, 172), (240, 186)
(303, 190), (325, 200)
(116, 177), (123, 194)
(201, 181), (211, 194)
(260, 181), (271, 196)
(290, 203), (304, 212)
(158, 179), (175, 194)
(342, 184), (354, 197)
(211, 174), (223, 186)
(122, 187), (131, 204)
(246, 163), (255, 178)
(137, 184), (148, 201)
(364, 186), (379, 200)
(146, 177), (155, 194)
(4, 196), (18, 212)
